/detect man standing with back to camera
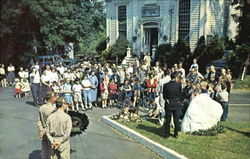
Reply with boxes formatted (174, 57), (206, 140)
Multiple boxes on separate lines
(46, 97), (72, 159)
(163, 71), (183, 138)
(37, 91), (57, 159)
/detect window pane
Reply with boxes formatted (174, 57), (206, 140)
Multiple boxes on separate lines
(118, 5), (127, 38)
(178, 0), (190, 42)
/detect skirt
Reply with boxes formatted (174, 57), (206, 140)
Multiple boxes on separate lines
(8, 72), (15, 83)
(15, 88), (21, 94)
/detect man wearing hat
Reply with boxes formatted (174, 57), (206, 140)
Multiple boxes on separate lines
(163, 71), (183, 138)
(46, 97), (72, 159)
(37, 91), (57, 159)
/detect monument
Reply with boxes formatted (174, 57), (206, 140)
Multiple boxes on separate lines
(122, 46), (136, 67)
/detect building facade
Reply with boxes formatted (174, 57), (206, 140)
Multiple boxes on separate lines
(106, 0), (238, 55)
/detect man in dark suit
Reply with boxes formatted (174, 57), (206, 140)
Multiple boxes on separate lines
(163, 71), (183, 138)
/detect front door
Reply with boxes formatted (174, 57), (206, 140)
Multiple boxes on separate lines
(144, 28), (151, 54)
(143, 28), (158, 55)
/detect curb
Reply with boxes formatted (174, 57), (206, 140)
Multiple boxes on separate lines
(101, 116), (188, 159)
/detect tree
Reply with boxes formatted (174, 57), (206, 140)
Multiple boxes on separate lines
(103, 36), (129, 64)
(226, 43), (250, 77)
(155, 43), (172, 66)
(0, 0), (105, 65)
(170, 39), (191, 66)
(231, 0), (250, 44)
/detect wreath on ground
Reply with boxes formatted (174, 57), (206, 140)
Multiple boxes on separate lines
(190, 122), (225, 136)
(68, 111), (89, 137)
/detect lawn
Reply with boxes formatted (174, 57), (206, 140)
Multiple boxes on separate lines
(233, 75), (250, 90)
(118, 119), (250, 159)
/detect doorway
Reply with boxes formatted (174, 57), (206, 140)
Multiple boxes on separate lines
(143, 23), (158, 55)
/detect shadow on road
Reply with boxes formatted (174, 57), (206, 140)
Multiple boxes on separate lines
(29, 150), (41, 159)
(26, 101), (39, 107)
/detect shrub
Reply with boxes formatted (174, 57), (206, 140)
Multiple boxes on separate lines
(104, 36), (130, 64)
(191, 122), (225, 136)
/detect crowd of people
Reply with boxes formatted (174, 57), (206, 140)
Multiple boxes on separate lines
(0, 57), (232, 137)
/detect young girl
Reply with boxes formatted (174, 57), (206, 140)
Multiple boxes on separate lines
(63, 78), (75, 111)
(132, 78), (141, 107)
(0, 64), (7, 87)
(15, 78), (23, 98)
(100, 79), (109, 108)
(21, 79), (30, 97)
(109, 79), (117, 107)
(73, 80), (83, 111)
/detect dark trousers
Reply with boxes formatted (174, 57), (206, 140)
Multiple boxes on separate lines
(41, 84), (49, 104)
(165, 109), (182, 137)
(220, 102), (229, 121)
(31, 83), (42, 105)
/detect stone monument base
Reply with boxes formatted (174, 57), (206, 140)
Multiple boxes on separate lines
(121, 56), (136, 67)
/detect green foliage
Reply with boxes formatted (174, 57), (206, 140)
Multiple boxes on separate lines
(231, 0), (250, 44)
(155, 43), (172, 65)
(233, 75), (250, 89)
(1, 0), (105, 65)
(193, 36), (206, 58)
(104, 36), (130, 63)
(171, 40), (191, 64)
(155, 40), (190, 66)
(226, 43), (250, 77)
(191, 123), (225, 136)
(76, 30), (106, 56)
(193, 36), (225, 73)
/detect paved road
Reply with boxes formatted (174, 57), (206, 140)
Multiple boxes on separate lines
(0, 87), (162, 159)
(228, 90), (250, 122)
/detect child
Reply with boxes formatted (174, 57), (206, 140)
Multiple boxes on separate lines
(100, 79), (109, 108)
(109, 79), (117, 107)
(63, 78), (75, 111)
(51, 81), (60, 94)
(15, 78), (23, 98)
(132, 78), (141, 107)
(72, 80), (83, 111)
(21, 79), (30, 97)
(216, 83), (229, 121)
(82, 75), (92, 109)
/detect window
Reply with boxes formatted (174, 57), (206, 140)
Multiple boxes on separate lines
(118, 5), (127, 38)
(178, 0), (190, 42)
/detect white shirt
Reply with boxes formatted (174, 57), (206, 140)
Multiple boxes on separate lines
(178, 68), (186, 78)
(18, 71), (25, 79)
(24, 71), (29, 79)
(63, 72), (70, 80)
(57, 66), (65, 75)
(82, 80), (91, 90)
(41, 74), (50, 84)
(7, 66), (15, 72)
(127, 66), (133, 74)
(73, 84), (83, 92)
(50, 72), (59, 83)
(30, 70), (40, 84)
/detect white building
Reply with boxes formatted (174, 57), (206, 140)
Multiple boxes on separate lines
(105, 0), (238, 55)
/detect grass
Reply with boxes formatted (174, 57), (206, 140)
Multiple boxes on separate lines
(118, 119), (250, 159)
(233, 75), (250, 90)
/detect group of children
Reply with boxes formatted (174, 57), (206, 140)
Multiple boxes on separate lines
(14, 78), (30, 98)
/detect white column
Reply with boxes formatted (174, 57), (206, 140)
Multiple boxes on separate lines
(127, 46), (132, 57)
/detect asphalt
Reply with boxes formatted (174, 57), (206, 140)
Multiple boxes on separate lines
(0, 87), (249, 159)
(0, 87), (162, 159)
